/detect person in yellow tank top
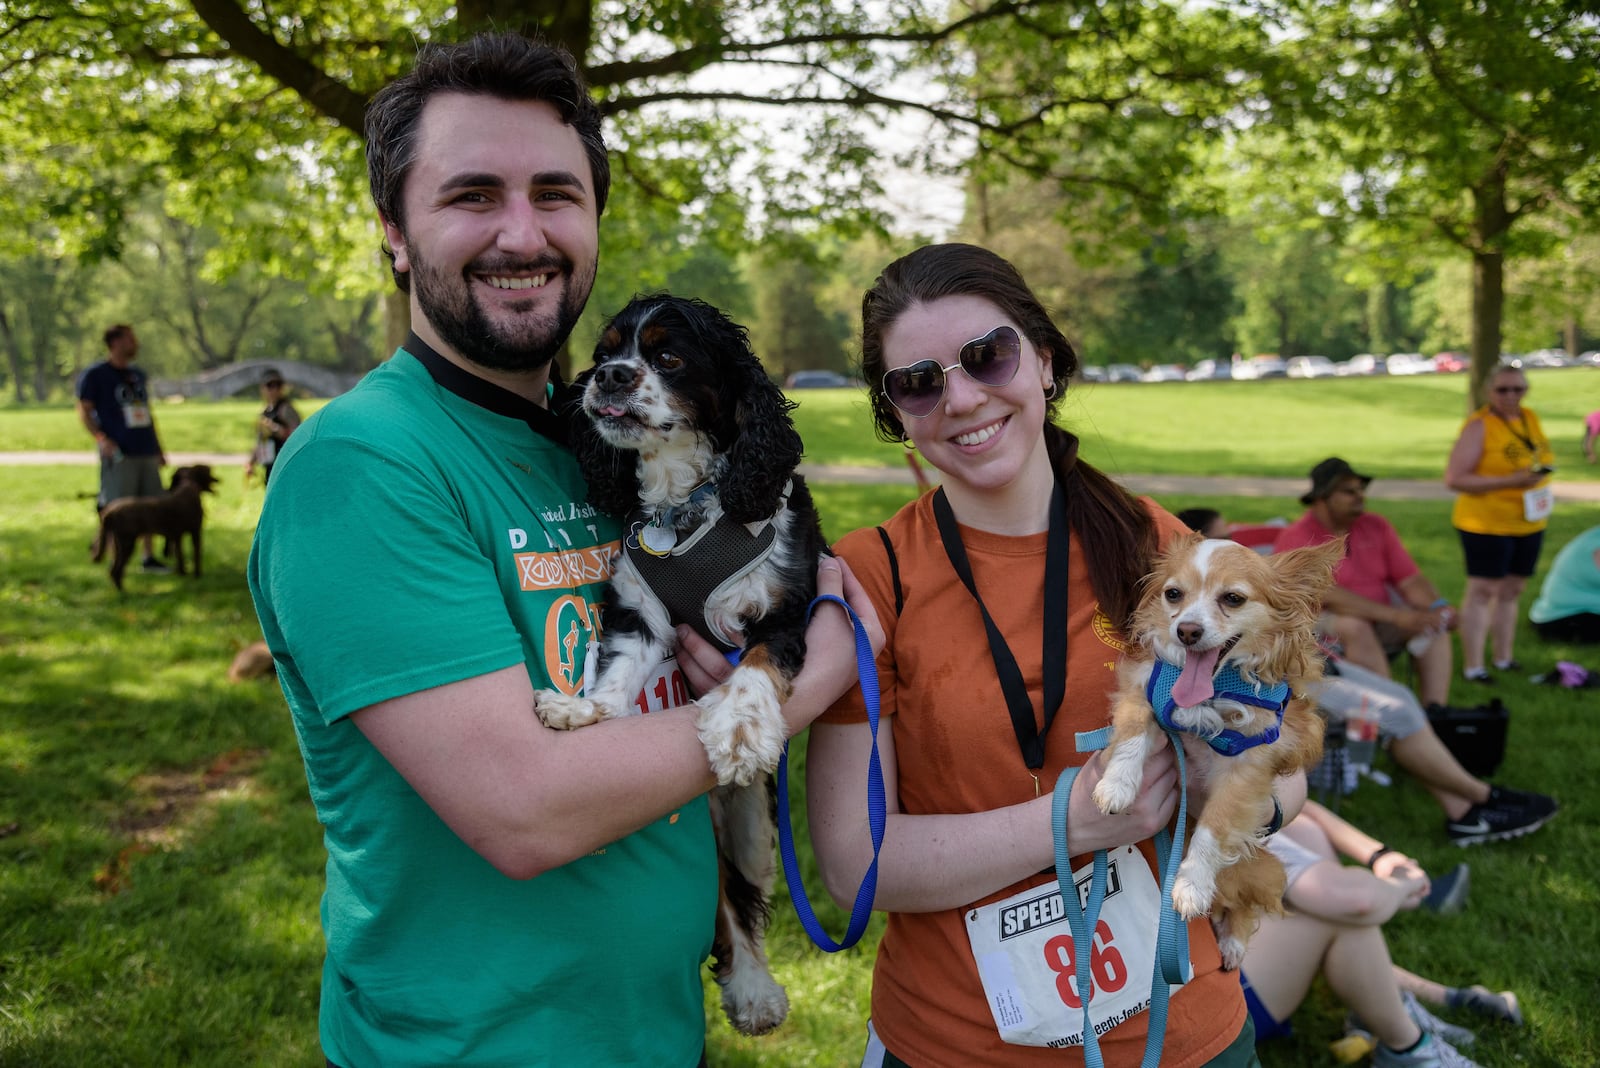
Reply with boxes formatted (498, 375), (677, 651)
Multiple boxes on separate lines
(1444, 364), (1554, 683)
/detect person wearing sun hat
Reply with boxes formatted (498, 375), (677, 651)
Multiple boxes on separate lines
(246, 366), (302, 485)
(1276, 457), (1457, 709)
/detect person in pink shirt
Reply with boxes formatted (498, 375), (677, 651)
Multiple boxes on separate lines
(1273, 458), (1456, 709)
(1583, 409), (1599, 465)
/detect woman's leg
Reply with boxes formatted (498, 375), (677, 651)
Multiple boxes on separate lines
(1489, 575), (1528, 666)
(1458, 577), (1497, 675)
(1238, 910), (1337, 1026)
(1322, 924), (1423, 1051)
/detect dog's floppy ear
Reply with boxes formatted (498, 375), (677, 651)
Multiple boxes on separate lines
(568, 367), (643, 518)
(718, 327), (802, 524)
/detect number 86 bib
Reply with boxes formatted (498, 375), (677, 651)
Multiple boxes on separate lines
(965, 844), (1187, 1048)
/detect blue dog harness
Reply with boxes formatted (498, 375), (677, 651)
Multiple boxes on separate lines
(1145, 659), (1290, 756)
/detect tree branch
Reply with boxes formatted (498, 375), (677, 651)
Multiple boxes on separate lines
(186, 0), (369, 132)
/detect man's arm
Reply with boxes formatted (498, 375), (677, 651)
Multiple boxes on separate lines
(1320, 584), (1435, 633)
(76, 397), (117, 459)
(352, 557), (870, 881)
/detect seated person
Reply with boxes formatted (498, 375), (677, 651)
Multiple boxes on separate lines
(1240, 801), (1521, 1068)
(1180, 508), (1558, 846)
(1528, 524), (1600, 643)
(1273, 459), (1456, 708)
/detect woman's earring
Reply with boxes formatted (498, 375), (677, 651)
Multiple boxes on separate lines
(1044, 381), (1058, 400)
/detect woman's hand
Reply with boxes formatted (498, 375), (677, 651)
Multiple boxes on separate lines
(1064, 735), (1181, 855)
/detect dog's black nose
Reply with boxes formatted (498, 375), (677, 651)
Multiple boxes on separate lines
(594, 362), (638, 391)
(1177, 622), (1204, 647)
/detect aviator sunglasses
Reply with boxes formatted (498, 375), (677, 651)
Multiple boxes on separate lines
(882, 325), (1023, 418)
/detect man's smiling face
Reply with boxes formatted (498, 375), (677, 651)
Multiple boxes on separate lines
(383, 92), (600, 373)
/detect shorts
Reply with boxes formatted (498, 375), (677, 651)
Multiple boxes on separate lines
(100, 454), (164, 508)
(1239, 972), (1293, 1042)
(1457, 529), (1543, 579)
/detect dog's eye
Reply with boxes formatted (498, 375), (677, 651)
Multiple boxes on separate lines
(1164, 586), (1183, 603)
(654, 352), (684, 371)
(1221, 592), (1247, 608)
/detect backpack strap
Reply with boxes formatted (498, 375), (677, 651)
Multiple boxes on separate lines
(875, 525), (903, 616)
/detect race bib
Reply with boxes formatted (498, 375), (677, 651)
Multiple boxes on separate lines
(122, 402), (152, 429)
(624, 657), (691, 715)
(965, 845), (1187, 1048)
(1523, 485), (1553, 522)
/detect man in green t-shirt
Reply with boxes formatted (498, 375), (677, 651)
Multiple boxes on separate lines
(249, 33), (870, 1068)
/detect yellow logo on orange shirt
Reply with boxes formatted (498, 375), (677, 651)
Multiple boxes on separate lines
(1092, 608), (1133, 656)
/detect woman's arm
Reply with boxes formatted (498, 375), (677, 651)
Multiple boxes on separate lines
(805, 721), (1181, 914)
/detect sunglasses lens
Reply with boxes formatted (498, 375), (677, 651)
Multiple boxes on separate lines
(884, 361), (946, 418)
(961, 326), (1022, 386)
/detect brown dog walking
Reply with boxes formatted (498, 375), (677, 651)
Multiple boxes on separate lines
(91, 464), (218, 590)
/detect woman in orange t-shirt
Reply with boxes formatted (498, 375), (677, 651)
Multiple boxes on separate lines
(808, 243), (1302, 1067)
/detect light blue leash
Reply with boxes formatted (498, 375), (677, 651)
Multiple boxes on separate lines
(776, 592), (885, 951)
(1053, 725), (1191, 1068)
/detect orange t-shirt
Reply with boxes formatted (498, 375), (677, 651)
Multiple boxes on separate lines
(821, 492), (1244, 1067)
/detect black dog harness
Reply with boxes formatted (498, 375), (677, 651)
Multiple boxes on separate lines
(622, 480), (790, 653)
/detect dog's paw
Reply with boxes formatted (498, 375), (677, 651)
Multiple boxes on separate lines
(1215, 929), (1248, 971)
(1171, 858), (1219, 919)
(1091, 773), (1139, 815)
(721, 968), (789, 1036)
(696, 671), (787, 786)
(534, 691), (609, 731)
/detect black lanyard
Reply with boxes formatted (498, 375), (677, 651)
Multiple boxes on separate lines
(405, 332), (576, 447)
(932, 483), (1069, 772)
(1492, 410), (1543, 458)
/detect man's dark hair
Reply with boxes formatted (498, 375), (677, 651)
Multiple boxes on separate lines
(364, 33), (610, 291)
(104, 324), (133, 349)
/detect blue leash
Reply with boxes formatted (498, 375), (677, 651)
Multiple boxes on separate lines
(776, 593), (885, 951)
(1054, 726), (1191, 1068)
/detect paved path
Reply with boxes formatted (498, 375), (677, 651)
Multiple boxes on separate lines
(7, 452), (1600, 503)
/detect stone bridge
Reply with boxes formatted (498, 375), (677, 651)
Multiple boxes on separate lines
(150, 359), (367, 400)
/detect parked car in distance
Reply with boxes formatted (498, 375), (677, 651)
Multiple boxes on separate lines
(783, 369), (854, 389)
(1286, 355), (1337, 379)
(1234, 355), (1288, 380)
(1078, 364), (1108, 382)
(1186, 358), (1233, 381)
(1520, 349), (1572, 368)
(1385, 352), (1435, 375)
(1107, 363), (1144, 383)
(1432, 351), (1468, 373)
(1577, 350), (1600, 367)
(1142, 363), (1188, 383)
(1339, 354), (1388, 376)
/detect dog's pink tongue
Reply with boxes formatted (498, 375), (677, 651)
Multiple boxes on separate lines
(1172, 646), (1221, 707)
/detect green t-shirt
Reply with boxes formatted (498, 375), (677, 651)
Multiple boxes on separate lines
(249, 351), (716, 1066)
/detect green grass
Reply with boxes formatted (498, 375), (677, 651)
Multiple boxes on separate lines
(3, 389), (1598, 1066)
(11, 369), (1598, 484)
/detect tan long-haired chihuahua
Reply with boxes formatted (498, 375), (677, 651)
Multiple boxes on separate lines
(1093, 532), (1341, 968)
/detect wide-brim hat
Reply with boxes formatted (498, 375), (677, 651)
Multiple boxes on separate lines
(1301, 457), (1372, 505)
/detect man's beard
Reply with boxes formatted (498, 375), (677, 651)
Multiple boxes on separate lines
(409, 247), (596, 373)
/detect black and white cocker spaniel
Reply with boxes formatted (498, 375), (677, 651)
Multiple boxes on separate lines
(535, 294), (827, 1035)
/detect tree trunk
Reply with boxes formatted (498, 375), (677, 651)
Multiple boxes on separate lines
(1466, 168), (1510, 411)
(0, 303), (27, 404)
(1468, 250), (1502, 409)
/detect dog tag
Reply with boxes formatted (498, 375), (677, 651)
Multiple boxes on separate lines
(640, 522), (678, 556)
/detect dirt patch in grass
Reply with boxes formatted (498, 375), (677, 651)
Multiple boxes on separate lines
(96, 747), (269, 893)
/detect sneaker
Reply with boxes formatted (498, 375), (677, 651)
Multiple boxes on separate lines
(1352, 991), (1477, 1050)
(1452, 986), (1522, 1026)
(1402, 991), (1476, 1047)
(140, 556), (172, 574)
(1487, 785), (1558, 821)
(1423, 863), (1471, 914)
(1462, 668), (1493, 684)
(1373, 1031), (1483, 1067)
(1446, 795), (1556, 846)
(1491, 659), (1522, 671)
